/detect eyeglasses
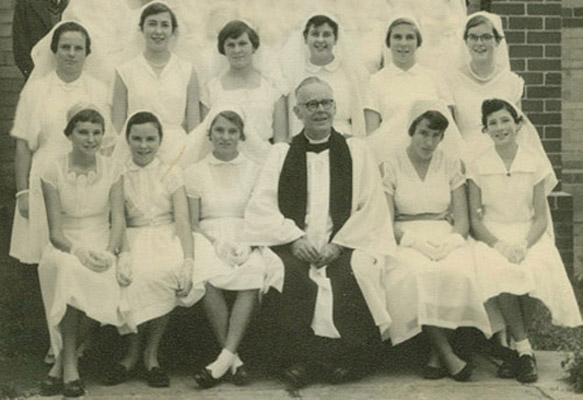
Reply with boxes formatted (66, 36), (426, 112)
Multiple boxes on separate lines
(300, 99), (335, 112)
(467, 33), (495, 43)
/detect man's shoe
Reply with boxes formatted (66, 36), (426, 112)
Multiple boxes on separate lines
(280, 363), (316, 389)
(516, 354), (538, 383)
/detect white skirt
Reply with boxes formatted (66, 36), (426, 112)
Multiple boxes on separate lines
(473, 220), (582, 328)
(193, 218), (271, 291)
(384, 220), (493, 345)
(121, 224), (205, 333)
(38, 224), (127, 358)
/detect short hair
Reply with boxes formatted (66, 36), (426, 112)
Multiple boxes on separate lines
(386, 19), (423, 48)
(208, 110), (246, 141)
(50, 22), (91, 56)
(481, 98), (523, 131)
(408, 110), (449, 137)
(294, 76), (333, 99)
(64, 108), (104, 137)
(139, 2), (178, 32)
(125, 112), (164, 141)
(463, 15), (503, 43)
(302, 15), (339, 41)
(217, 20), (260, 55)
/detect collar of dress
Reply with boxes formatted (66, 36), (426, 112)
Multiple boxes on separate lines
(207, 152), (244, 166)
(306, 56), (341, 73)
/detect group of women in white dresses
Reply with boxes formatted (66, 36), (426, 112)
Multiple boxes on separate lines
(8, 0), (582, 395)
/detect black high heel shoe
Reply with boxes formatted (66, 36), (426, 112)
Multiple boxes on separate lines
(63, 379), (85, 398)
(450, 362), (473, 382)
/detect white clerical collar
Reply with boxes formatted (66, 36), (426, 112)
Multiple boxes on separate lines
(207, 152), (244, 165)
(304, 132), (331, 144)
(306, 56), (341, 73)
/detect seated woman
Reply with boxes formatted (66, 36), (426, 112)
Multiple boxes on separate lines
(112, 2), (200, 166)
(38, 105), (126, 398)
(468, 98), (582, 383)
(184, 109), (271, 388)
(201, 20), (288, 164)
(105, 111), (204, 388)
(381, 101), (492, 381)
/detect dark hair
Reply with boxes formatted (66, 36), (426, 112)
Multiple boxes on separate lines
(302, 15), (339, 41)
(208, 110), (246, 141)
(139, 2), (178, 32)
(64, 108), (104, 137)
(464, 15), (503, 43)
(125, 111), (164, 141)
(385, 18), (422, 48)
(50, 22), (91, 55)
(217, 20), (260, 55)
(481, 98), (522, 131)
(408, 110), (449, 137)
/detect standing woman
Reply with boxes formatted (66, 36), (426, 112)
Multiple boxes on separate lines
(447, 11), (524, 161)
(105, 111), (204, 388)
(38, 105), (126, 398)
(201, 20), (288, 164)
(468, 99), (582, 383)
(184, 109), (272, 388)
(280, 13), (368, 137)
(365, 14), (463, 164)
(381, 101), (492, 381)
(11, 21), (111, 265)
(112, 1), (200, 166)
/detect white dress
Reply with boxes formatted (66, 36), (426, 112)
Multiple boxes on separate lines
(381, 149), (492, 345)
(115, 54), (193, 165)
(447, 68), (524, 162)
(365, 64), (458, 163)
(121, 158), (204, 331)
(38, 154), (126, 358)
(184, 153), (269, 291)
(10, 71), (111, 264)
(201, 74), (284, 163)
(468, 146), (582, 328)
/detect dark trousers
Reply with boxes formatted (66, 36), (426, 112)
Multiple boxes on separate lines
(269, 244), (381, 369)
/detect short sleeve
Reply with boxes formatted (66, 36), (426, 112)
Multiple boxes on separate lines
(447, 156), (466, 190)
(381, 160), (397, 195)
(266, 77), (285, 103)
(183, 164), (203, 198)
(11, 80), (41, 150)
(40, 159), (60, 189)
(200, 80), (211, 107)
(510, 73), (525, 104)
(364, 73), (381, 113)
(163, 166), (185, 194)
(465, 160), (481, 188)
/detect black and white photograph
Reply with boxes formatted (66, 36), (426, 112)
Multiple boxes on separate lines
(0, 0), (582, 399)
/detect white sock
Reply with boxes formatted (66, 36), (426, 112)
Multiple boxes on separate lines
(230, 354), (244, 374)
(207, 349), (236, 379)
(514, 339), (534, 356)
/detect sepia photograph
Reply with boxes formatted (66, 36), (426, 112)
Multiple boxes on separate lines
(0, 0), (582, 398)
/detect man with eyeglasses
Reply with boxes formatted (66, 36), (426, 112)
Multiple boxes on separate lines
(245, 76), (395, 388)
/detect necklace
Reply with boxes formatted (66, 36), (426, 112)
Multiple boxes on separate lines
(468, 62), (497, 82)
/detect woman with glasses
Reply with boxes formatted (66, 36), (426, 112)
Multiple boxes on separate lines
(446, 11), (524, 162)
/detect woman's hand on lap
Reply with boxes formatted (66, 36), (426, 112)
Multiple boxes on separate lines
(116, 252), (133, 287)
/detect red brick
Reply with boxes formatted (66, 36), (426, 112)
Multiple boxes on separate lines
(545, 100), (561, 112)
(509, 17), (543, 30)
(530, 112), (561, 125)
(563, 8), (574, 18)
(0, 92), (18, 107)
(544, 126), (561, 139)
(544, 17), (561, 30)
(545, 72), (561, 85)
(527, 32), (561, 44)
(527, 59), (561, 71)
(509, 45), (543, 58)
(527, 3), (562, 16)
(491, 3), (525, 15)
(574, 7), (583, 17)
(504, 31), (525, 44)
(562, 18), (583, 28)
(0, 78), (23, 93)
(545, 45), (561, 58)
(542, 139), (561, 153)
(522, 99), (543, 112)
(526, 86), (561, 99)
(510, 59), (525, 71)
(520, 72), (543, 85)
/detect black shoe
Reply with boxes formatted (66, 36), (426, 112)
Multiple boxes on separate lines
(497, 359), (517, 379)
(40, 375), (63, 396)
(103, 363), (132, 386)
(422, 365), (448, 380)
(280, 362), (317, 389)
(231, 364), (251, 386)
(145, 366), (170, 388)
(63, 379), (85, 398)
(516, 354), (537, 383)
(450, 363), (473, 382)
(193, 367), (222, 389)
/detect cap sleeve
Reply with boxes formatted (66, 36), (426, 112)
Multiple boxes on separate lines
(163, 165), (184, 195)
(183, 164), (203, 199)
(447, 156), (466, 190)
(364, 73), (381, 113)
(381, 159), (397, 196)
(465, 159), (481, 188)
(40, 158), (61, 189)
(11, 80), (41, 150)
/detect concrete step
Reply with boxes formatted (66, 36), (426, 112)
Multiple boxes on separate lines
(27, 352), (579, 400)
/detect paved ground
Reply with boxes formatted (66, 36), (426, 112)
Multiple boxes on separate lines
(26, 351), (580, 400)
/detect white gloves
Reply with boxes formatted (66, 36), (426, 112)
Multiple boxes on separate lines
(214, 240), (251, 266)
(401, 232), (466, 261)
(494, 240), (528, 264)
(176, 258), (194, 297)
(116, 251), (133, 287)
(71, 245), (113, 272)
